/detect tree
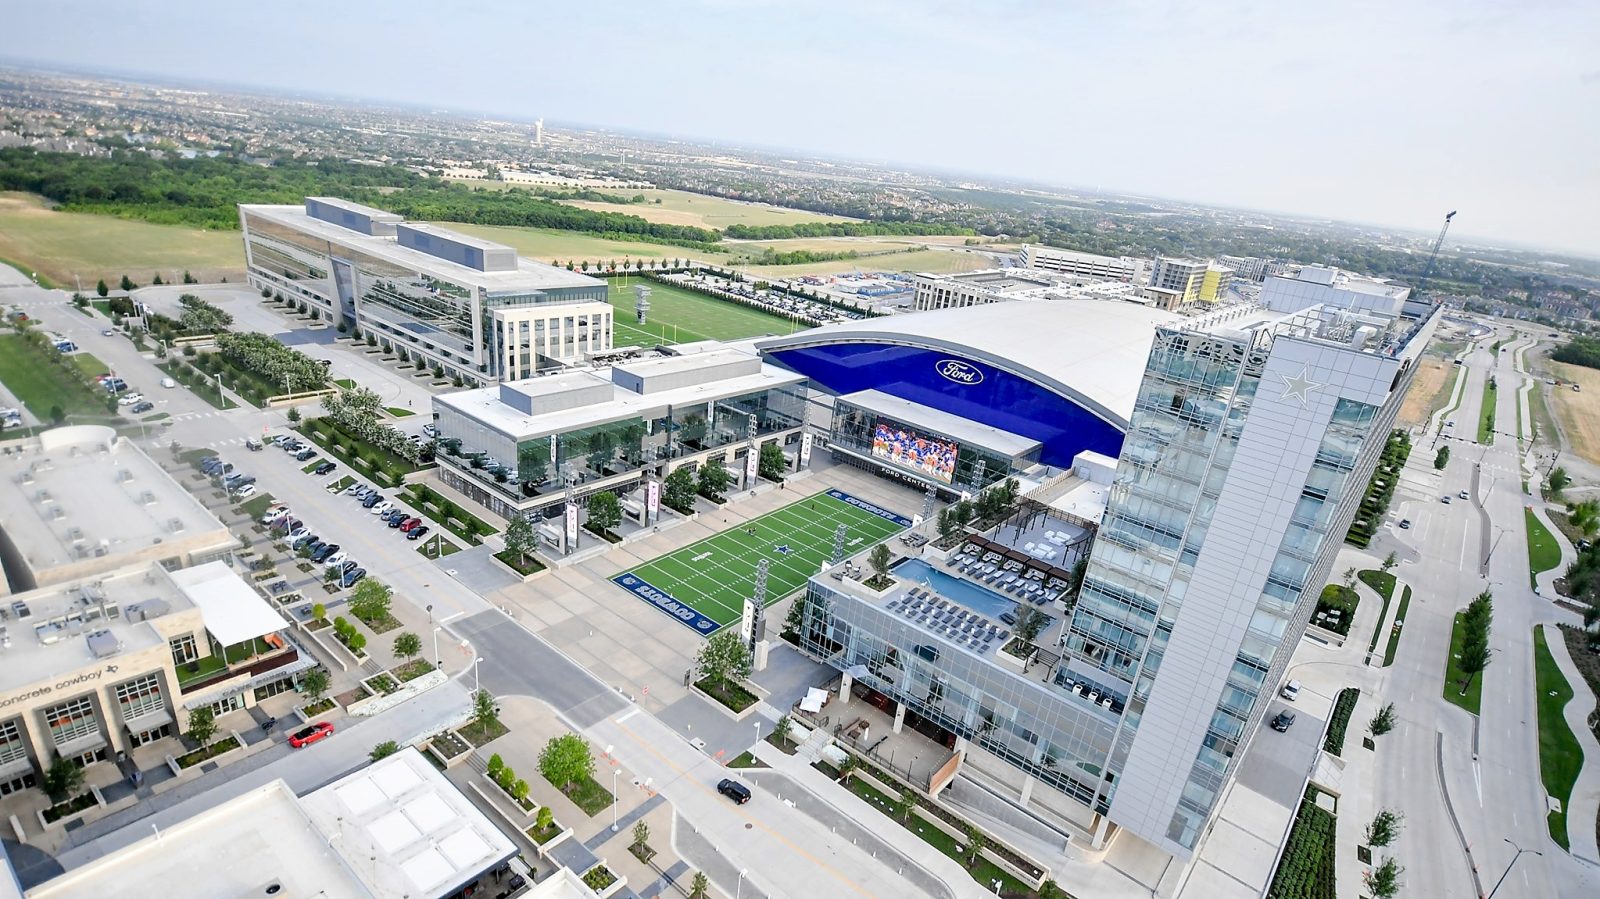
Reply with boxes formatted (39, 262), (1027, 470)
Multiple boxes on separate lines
(696, 629), (752, 688)
(892, 787), (917, 822)
(95, 278), (108, 297)
(937, 508), (957, 544)
(370, 740), (400, 761)
(1381, 551), (1398, 575)
(1365, 809), (1403, 847)
(473, 688), (500, 730)
(183, 270), (196, 284)
(1456, 636), (1492, 694)
(689, 872), (710, 899)
(535, 805), (554, 832)
(1368, 702), (1397, 737)
(186, 706), (218, 749)
(772, 714), (792, 748)
(758, 442), (787, 480)
(49, 404), (65, 424)
(301, 667), (331, 704)
(1456, 590), (1494, 694)
(868, 543), (892, 584)
(631, 819), (650, 849)
(835, 753), (858, 784)
(286, 405), (301, 423)
(152, 273), (163, 285)
(71, 292), (88, 309)
(663, 466), (697, 511)
(393, 631), (422, 660)
(487, 753), (505, 778)
(586, 490), (622, 534)
(1434, 445), (1450, 470)
(1014, 606), (1049, 644)
(539, 733), (595, 793)
(120, 274), (135, 292)
(1549, 466), (1571, 496)
(1342, 566), (1358, 591)
(42, 758), (85, 804)
(697, 457), (731, 501)
(348, 578), (393, 623)
(503, 514), (537, 565)
(1365, 856), (1403, 899)
(961, 820), (985, 863)
(310, 602), (327, 623)
(1569, 499), (1600, 537)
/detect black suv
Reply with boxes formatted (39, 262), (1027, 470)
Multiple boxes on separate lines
(716, 778), (751, 805)
(1270, 711), (1296, 732)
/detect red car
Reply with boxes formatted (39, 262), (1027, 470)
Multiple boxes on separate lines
(289, 722), (335, 748)
(399, 517), (422, 532)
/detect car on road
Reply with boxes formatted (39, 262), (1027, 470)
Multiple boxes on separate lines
(288, 722), (335, 748)
(1270, 711), (1296, 732)
(245, 438), (264, 451)
(1458, 490), (1470, 500)
(1398, 519), (1412, 529)
(129, 401), (154, 414)
(1442, 495), (1452, 504)
(313, 461), (336, 476)
(101, 329), (113, 336)
(160, 377), (177, 389)
(716, 779), (751, 805)
(406, 525), (430, 541)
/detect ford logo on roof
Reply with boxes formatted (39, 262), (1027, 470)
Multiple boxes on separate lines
(935, 359), (984, 386)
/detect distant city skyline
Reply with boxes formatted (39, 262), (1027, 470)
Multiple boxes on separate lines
(3, 0), (1596, 255)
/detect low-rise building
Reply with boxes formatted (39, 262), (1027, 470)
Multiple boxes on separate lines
(0, 426), (236, 595)
(431, 343), (810, 523)
(1259, 264), (1411, 316)
(27, 748), (519, 899)
(1020, 246), (1147, 283)
(240, 197), (613, 385)
(912, 269), (1149, 312)
(1146, 257), (1234, 309)
(0, 560), (308, 793)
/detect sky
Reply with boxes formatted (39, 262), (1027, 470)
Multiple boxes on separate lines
(4, 0), (1598, 254)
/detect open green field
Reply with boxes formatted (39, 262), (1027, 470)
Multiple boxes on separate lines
(1532, 625), (1582, 850)
(742, 248), (991, 280)
(1526, 508), (1562, 587)
(0, 193), (243, 286)
(0, 335), (115, 420)
(604, 277), (804, 348)
(723, 237), (914, 255)
(559, 188), (857, 230)
(613, 489), (908, 634)
(442, 222), (721, 268)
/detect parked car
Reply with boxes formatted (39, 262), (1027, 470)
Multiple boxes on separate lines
(1441, 495), (1452, 504)
(310, 543), (339, 563)
(400, 517), (422, 533)
(160, 377), (178, 389)
(313, 461), (336, 476)
(371, 501), (395, 516)
(222, 471), (248, 484)
(232, 484), (257, 498)
(323, 551), (348, 568)
(294, 448), (317, 462)
(274, 435), (297, 448)
(1270, 711), (1296, 732)
(117, 392), (145, 406)
(406, 525), (430, 541)
(129, 401), (154, 414)
(287, 529), (312, 545)
(1280, 680), (1301, 701)
(716, 779), (751, 805)
(302, 539), (326, 556)
(1458, 490), (1470, 500)
(245, 438), (264, 451)
(422, 424), (440, 438)
(343, 483), (366, 496)
(342, 567), (367, 588)
(1398, 519), (1412, 529)
(362, 494), (383, 509)
(260, 505), (289, 525)
(340, 560), (359, 575)
(288, 722), (335, 748)
(387, 511), (408, 528)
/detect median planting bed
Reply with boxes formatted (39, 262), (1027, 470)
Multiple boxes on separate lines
(1266, 786), (1337, 899)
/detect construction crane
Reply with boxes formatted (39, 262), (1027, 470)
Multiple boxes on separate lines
(1415, 210), (1457, 299)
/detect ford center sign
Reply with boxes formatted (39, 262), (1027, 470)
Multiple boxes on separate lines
(935, 358), (984, 385)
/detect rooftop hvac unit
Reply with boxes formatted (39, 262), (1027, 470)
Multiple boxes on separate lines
(140, 491), (157, 506)
(167, 518), (185, 534)
(73, 545), (89, 559)
(66, 527), (84, 543)
(117, 469), (134, 483)
(49, 506), (65, 521)
(93, 545), (108, 558)
(33, 489), (48, 503)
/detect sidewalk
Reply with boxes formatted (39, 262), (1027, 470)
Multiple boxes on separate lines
(1542, 625), (1600, 864)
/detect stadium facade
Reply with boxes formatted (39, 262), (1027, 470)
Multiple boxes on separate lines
(776, 279), (1438, 886)
(239, 197), (612, 386)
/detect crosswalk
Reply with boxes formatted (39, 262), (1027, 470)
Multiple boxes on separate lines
(169, 410), (227, 424)
(203, 436), (252, 449)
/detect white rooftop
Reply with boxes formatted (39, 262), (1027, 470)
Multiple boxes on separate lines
(757, 301), (1180, 427)
(169, 560), (289, 647)
(241, 203), (604, 293)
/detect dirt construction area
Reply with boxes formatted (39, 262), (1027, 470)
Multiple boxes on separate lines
(1548, 360), (1600, 465)
(1399, 356), (1456, 428)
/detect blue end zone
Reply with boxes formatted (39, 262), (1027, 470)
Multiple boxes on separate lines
(611, 572), (723, 635)
(825, 488), (913, 528)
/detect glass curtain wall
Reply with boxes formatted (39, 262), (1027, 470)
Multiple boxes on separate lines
(831, 401), (1014, 491)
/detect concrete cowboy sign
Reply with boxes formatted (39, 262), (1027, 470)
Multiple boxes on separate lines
(611, 573), (721, 635)
(0, 664), (119, 711)
(825, 489), (914, 528)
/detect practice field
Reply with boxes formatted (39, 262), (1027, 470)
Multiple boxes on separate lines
(559, 188), (858, 231)
(740, 247), (992, 280)
(0, 193), (244, 286)
(613, 489), (910, 634)
(604, 277), (807, 348)
(443, 222), (720, 268)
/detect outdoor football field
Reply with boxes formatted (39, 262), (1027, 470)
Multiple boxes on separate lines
(612, 489), (911, 635)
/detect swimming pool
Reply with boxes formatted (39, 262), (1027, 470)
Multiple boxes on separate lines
(893, 558), (1018, 620)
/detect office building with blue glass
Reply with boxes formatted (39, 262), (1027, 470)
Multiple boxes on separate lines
(780, 283), (1437, 886)
(239, 198), (611, 386)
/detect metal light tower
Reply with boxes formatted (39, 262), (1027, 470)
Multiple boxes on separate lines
(921, 484), (937, 522)
(1416, 210), (1457, 299)
(832, 523), (849, 565)
(633, 284), (651, 324)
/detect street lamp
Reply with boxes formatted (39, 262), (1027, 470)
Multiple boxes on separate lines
(433, 626), (442, 671)
(473, 656), (483, 693)
(1485, 837), (1541, 898)
(736, 869), (748, 899)
(610, 767), (621, 832)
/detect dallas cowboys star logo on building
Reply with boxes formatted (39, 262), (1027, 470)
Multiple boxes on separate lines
(1280, 367), (1324, 405)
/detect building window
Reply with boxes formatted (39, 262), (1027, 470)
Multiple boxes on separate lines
(44, 696), (97, 747)
(116, 675), (164, 721)
(0, 719), (27, 766)
(253, 676), (295, 701)
(208, 694), (243, 718)
(170, 634), (198, 666)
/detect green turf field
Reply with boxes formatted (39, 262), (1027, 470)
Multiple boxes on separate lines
(613, 489), (910, 635)
(604, 277), (808, 348)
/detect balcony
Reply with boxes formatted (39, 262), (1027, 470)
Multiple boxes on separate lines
(177, 634), (298, 693)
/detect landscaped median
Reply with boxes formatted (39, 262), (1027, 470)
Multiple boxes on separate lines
(1442, 611), (1485, 715)
(1532, 625), (1583, 850)
(397, 484), (498, 546)
(1382, 585), (1412, 666)
(298, 417), (424, 489)
(1266, 784), (1338, 899)
(1526, 508), (1562, 588)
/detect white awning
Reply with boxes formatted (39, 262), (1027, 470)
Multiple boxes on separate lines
(800, 687), (829, 713)
(123, 708), (174, 733)
(169, 561), (289, 647)
(54, 731), (107, 759)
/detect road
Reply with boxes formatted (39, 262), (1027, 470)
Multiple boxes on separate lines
(1372, 328), (1599, 899)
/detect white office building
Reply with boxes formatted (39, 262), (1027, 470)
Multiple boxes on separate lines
(1020, 246), (1148, 283)
(240, 198), (613, 386)
(1259, 264), (1411, 317)
(913, 269), (1148, 312)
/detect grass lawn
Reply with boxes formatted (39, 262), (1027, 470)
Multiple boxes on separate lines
(68, 352), (110, 380)
(239, 493), (277, 519)
(1529, 380), (1559, 447)
(493, 549), (546, 575)
(0, 334), (118, 420)
(1548, 361), (1600, 467)
(742, 247), (989, 279)
(560, 775), (616, 817)
(603, 277), (804, 348)
(300, 458), (323, 473)
(385, 406), (414, 417)
(1442, 612), (1485, 715)
(159, 361), (236, 411)
(1532, 625), (1582, 850)
(333, 378), (356, 389)
(1399, 356), (1461, 428)
(840, 774), (1030, 895)
(727, 751), (766, 769)
(398, 486), (498, 544)
(552, 187), (857, 230)
(0, 192), (244, 286)
(458, 718), (509, 747)
(299, 418), (421, 487)
(444, 222), (724, 268)
(1360, 570), (1397, 657)
(1383, 585), (1413, 666)
(614, 489), (908, 634)
(1526, 508), (1562, 587)
(1478, 379), (1497, 444)
(418, 537), (462, 559)
(176, 654), (228, 685)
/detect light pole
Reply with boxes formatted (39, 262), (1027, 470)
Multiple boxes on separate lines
(1485, 837), (1541, 898)
(610, 767), (620, 832)
(736, 869), (748, 899)
(473, 656), (483, 693)
(433, 627), (441, 671)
